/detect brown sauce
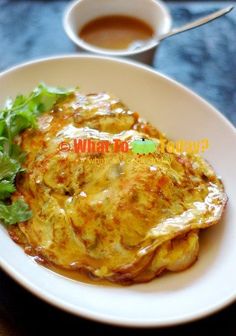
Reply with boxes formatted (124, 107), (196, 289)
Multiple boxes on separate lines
(37, 259), (119, 287)
(79, 15), (154, 50)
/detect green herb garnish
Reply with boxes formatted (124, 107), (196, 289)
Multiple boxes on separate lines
(0, 83), (74, 226)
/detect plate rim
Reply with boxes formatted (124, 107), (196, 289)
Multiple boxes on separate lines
(0, 54), (235, 327)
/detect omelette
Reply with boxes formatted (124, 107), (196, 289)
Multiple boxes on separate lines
(9, 91), (227, 285)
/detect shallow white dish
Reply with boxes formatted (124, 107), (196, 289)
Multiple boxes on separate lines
(0, 55), (235, 327)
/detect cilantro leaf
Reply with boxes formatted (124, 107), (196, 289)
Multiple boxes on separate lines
(0, 199), (32, 226)
(0, 83), (74, 226)
(2, 83), (74, 141)
(8, 111), (37, 138)
(0, 180), (16, 200)
(0, 152), (21, 181)
(10, 143), (27, 164)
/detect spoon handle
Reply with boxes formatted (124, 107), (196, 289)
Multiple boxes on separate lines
(159, 6), (234, 41)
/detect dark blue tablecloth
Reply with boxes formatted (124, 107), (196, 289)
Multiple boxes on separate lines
(0, 1), (235, 335)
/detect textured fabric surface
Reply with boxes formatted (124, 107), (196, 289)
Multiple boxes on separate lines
(156, 2), (236, 126)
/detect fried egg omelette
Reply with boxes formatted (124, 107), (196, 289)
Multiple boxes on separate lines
(9, 91), (227, 285)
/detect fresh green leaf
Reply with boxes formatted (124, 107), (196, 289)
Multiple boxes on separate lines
(37, 83), (74, 95)
(1, 83), (74, 141)
(0, 199), (32, 226)
(0, 180), (16, 200)
(10, 143), (27, 164)
(0, 119), (7, 136)
(0, 152), (21, 181)
(31, 83), (74, 114)
(0, 83), (75, 226)
(8, 112), (37, 138)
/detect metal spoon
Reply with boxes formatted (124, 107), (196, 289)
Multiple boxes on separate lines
(129, 6), (233, 51)
(159, 6), (234, 41)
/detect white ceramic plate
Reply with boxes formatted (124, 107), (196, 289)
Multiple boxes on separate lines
(0, 55), (235, 327)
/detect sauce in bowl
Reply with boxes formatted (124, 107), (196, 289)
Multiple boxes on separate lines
(79, 15), (154, 51)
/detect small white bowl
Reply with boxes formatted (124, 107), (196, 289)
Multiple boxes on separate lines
(63, 0), (172, 64)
